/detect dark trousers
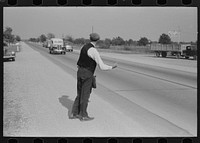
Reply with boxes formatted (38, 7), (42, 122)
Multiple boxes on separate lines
(71, 67), (93, 117)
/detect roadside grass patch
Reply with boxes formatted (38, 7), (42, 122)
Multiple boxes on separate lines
(109, 45), (152, 54)
(72, 44), (153, 54)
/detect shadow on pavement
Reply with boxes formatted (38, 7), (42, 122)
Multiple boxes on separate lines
(58, 95), (74, 118)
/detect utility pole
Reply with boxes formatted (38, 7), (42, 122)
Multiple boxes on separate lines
(92, 26), (93, 33)
(178, 26), (181, 44)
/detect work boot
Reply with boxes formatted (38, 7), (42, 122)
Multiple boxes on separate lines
(80, 116), (94, 121)
(69, 114), (82, 119)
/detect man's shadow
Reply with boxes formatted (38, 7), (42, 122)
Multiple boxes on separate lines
(58, 95), (74, 118)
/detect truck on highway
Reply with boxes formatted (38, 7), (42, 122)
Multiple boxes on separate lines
(43, 40), (51, 48)
(42, 41), (48, 48)
(150, 43), (197, 60)
(48, 38), (66, 54)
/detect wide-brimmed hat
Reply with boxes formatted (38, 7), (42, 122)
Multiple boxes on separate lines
(90, 33), (100, 41)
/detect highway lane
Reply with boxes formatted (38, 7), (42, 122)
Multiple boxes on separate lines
(100, 56), (197, 89)
(26, 42), (197, 136)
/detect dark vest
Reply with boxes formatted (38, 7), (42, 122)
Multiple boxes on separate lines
(77, 43), (97, 74)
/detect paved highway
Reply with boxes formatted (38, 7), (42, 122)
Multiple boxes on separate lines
(26, 42), (197, 136)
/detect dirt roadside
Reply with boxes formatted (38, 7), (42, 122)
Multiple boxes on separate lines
(3, 42), (156, 137)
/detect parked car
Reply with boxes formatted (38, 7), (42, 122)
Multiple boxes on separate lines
(3, 42), (16, 61)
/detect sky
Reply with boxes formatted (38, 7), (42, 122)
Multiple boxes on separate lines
(3, 7), (197, 42)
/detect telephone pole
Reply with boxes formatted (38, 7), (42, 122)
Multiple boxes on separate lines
(92, 26), (93, 33)
(178, 26), (181, 44)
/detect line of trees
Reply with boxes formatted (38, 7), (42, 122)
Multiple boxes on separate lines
(29, 33), (150, 47)
(28, 32), (197, 49)
(65, 36), (147, 47)
(28, 33), (56, 43)
(3, 27), (21, 44)
(4, 27), (196, 49)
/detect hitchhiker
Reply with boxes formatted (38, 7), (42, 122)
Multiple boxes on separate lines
(70, 33), (117, 121)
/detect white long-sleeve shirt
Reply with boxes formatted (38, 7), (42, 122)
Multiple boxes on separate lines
(87, 47), (113, 71)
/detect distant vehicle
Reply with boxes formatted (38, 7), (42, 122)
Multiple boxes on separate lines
(64, 42), (73, 52)
(42, 41), (48, 48)
(181, 45), (197, 60)
(15, 42), (21, 52)
(150, 43), (197, 60)
(49, 38), (66, 54)
(43, 40), (51, 48)
(3, 42), (16, 61)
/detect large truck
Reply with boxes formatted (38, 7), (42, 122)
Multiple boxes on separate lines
(150, 43), (197, 60)
(48, 38), (66, 54)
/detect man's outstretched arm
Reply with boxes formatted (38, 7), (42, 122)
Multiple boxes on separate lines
(88, 48), (117, 70)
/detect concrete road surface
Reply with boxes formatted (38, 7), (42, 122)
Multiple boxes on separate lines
(3, 42), (197, 137)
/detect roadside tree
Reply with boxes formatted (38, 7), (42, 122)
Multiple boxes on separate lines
(39, 34), (47, 43)
(104, 38), (112, 46)
(29, 37), (40, 42)
(127, 39), (135, 45)
(138, 37), (149, 46)
(159, 33), (172, 44)
(64, 35), (74, 43)
(15, 35), (21, 41)
(4, 27), (15, 44)
(111, 36), (125, 45)
(96, 40), (110, 49)
(74, 38), (86, 45)
(47, 33), (55, 39)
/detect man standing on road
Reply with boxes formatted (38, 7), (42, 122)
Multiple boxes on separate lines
(70, 33), (117, 121)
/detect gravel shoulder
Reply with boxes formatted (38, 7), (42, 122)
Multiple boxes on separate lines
(3, 42), (154, 137)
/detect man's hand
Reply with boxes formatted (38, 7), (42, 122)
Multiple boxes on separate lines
(112, 63), (118, 69)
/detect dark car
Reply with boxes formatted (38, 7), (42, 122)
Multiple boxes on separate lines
(182, 45), (197, 60)
(3, 42), (16, 61)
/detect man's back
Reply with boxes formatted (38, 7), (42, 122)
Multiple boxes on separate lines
(77, 43), (97, 73)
